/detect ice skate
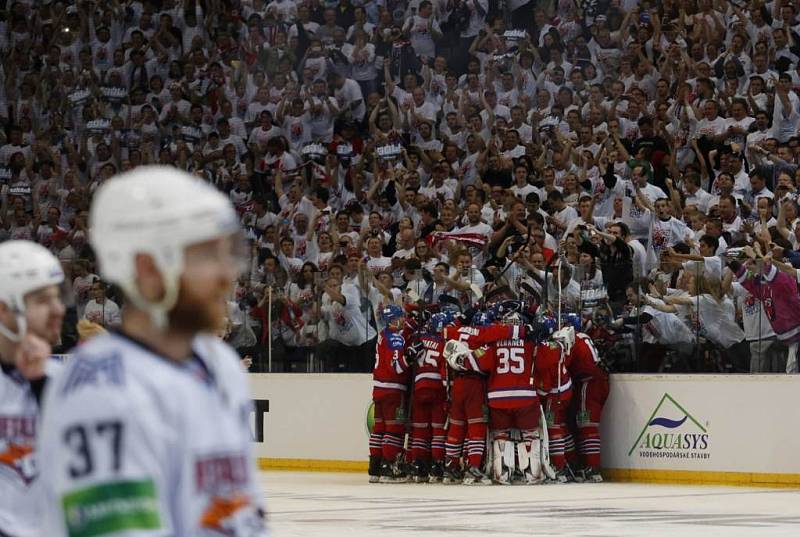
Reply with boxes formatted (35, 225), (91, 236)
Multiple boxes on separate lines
(442, 460), (463, 484)
(379, 457), (408, 483)
(429, 461), (444, 483)
(410, 460), (429, 483)
(462, 465), (492, 486)
(580, 467), (604, 483)
(368, 456), (382, 484)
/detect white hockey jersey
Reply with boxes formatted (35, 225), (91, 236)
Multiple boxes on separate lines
(38, 332), (268, 537)
(0, 359), (61, 537)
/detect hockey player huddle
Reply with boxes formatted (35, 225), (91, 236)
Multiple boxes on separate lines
(369, 302), (609, 486)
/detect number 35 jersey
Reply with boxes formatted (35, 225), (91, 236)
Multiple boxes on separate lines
(38, 332), (268, 537)
(468, 338), (538, 409)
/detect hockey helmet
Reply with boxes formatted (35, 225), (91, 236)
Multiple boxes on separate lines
(552, 326), (576, 354)
(89, 166), (242, 330)
(0, 241), (64, 342)
(380, 304), (405, 327)
(429, 311), (456, 333)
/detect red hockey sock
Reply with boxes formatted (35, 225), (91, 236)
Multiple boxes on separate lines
(578, 424), (602, 469)
(548, 425), (566, 470)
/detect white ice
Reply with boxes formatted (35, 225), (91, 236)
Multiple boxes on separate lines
(261, 471), (800, 537)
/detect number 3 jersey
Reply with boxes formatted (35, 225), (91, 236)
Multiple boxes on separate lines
(38, 332), (268, 537)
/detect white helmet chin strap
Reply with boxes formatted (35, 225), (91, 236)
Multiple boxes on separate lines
(0, 301), (27, 343)
(124, 266), (182, 332)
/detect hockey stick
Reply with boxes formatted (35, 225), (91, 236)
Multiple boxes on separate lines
(539, 402), (556, 480)
(481, 224), (532, 311)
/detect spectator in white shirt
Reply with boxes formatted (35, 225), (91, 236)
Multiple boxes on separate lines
(330, 72), (366, 122)
(82, 279), (121, 328)
(402, 0), (442, 60)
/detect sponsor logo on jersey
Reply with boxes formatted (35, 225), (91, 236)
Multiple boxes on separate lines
(0, 441), (35, 484)
(195, 453), (265, 535)
(195, 453), (249, 493)
(0, 415), (37, 484)
(0, 415), (36, 440)
(62, 479), (161, 537)
(200, 493), (255, 535)
(628, 393), (710, 461)
(61, 354), (125, 396)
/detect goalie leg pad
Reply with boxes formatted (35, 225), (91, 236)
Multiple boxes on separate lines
(517, 439), (529, 473)
(491, 439), (505, 483)
(521, 429), (543, 483)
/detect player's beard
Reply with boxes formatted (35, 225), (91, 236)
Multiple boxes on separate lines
(168, 281), (227, 335)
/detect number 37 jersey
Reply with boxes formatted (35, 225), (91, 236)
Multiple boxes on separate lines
(38, 332), (268, 537)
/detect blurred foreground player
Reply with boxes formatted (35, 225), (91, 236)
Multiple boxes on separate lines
(0, 241), (65, 537)
(39, 167), (269, 536)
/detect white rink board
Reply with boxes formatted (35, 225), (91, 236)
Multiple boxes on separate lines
(249, 373), (800, 483)
(601, 374), (800, 478)
(249, 373), (372, 461)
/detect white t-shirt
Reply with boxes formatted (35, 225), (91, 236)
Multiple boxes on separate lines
(322, 283), (376, 345)
(82, 298), (122, 327)
(695, 116), (727, 137)
(403, 15), (440, 59)
(448, 266), (485, 305)
(457, 222), (493, 268)
(731, 281), (777, 341)
(692, 294), (745, 348)
(282, 112), (313, 150)
(334, 78), (365, 122)
(367, 255), (392, 274)
(642, 299), (696, 345)
(646, 214), (691, 268)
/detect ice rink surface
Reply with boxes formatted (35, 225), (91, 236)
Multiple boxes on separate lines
(261, 471), (800, 537)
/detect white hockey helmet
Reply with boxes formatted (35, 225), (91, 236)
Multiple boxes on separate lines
(0, 240), (64, 341)
(552, 325), (576, 354)
(89, 166), (241, 328)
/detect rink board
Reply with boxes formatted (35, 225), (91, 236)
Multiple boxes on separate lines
(248, 373), (800, 487)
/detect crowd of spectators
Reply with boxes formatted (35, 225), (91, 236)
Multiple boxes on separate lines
(4, 0), (800, 374)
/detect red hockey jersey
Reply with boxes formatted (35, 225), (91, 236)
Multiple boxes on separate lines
(413, 334), (448, 395)
(444, 323), (524, 349)
(467, 338), (538, 409)
(372, 327), (411, 398)
(533, 342), (572, 397)
(566, 333), (605, 381)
